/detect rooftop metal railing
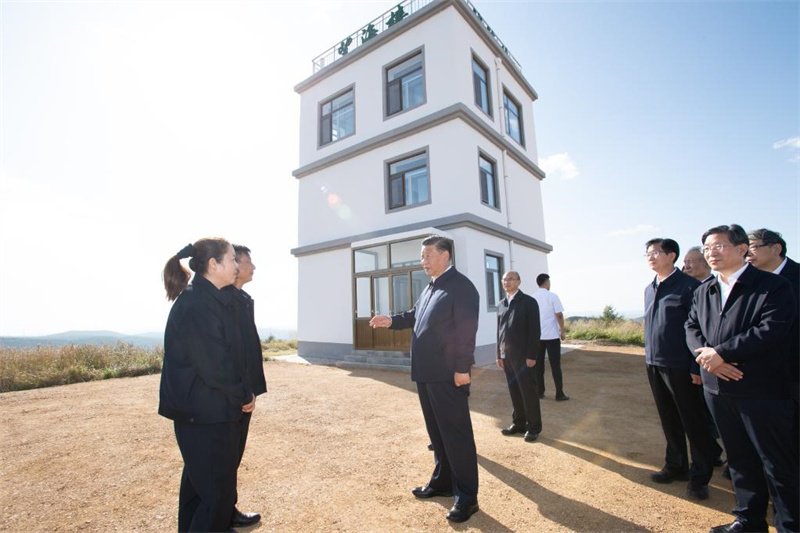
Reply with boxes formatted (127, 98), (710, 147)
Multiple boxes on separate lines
(311, 0), (521, 73)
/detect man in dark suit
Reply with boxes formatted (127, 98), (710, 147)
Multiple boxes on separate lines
(643, 238), (717, 501)
(746, 228), (800, 489)
(227, 245), (268, 529)
(746, 229), (799, 405)
(686, 224), (798, 533)
(370, 235), (480, 524)
(496, 270), (542, 443)
(683, 246), (714, 284)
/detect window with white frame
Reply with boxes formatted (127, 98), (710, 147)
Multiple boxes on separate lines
(503, 90), (524, 146)
(320, 88), (354, 146)
(386, 52), (425, 117)
(387, 151), (429, 210)
(485, 253), (504, 309)
(479, 153), (499, 209)
(472, 56), (492, 117)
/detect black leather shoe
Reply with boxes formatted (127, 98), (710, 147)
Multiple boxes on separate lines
(524, 431), (539, 442)
(687, 483), (709, 500)
(501, 424), (526, 436)
(446, 501), (479, 522)
(539, 392), (545, 399)
(650, 467), (689, 484)
(427, 443), (434, 451)
(231, 508), (261, 527)
(713, 456), (725, 467)
(709, 521), (768, 533)
(555, 394), (570, 402)
(412, 485), (453, 499)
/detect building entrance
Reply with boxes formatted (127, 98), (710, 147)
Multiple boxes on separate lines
(352, 238), (428, 351)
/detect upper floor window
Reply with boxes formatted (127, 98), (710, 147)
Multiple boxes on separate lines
(479, 154), (499, 209)
(472, 56), (492, 117)
(503, 90), (524, 146)
(387, 151), (429, 210)
(320, 88), (354, 146)
(386, 51), (425, 117)
(485, 253), (504, 310)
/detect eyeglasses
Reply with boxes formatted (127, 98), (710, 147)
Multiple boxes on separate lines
(702, 243), (735, 254)
(643, 251), (666, 259)
(748, 243), (773, 252)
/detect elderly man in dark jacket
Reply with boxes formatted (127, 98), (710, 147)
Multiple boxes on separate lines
(496, 270), (542, 443)
(643, 238), (717, 501)
(686, 225), (798, 533)
(370, 235), (480, 524)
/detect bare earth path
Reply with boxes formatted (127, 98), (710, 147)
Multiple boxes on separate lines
(1, 346), (746, 533)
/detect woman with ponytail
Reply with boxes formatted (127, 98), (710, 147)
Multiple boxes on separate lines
(159, 238), (255, 533)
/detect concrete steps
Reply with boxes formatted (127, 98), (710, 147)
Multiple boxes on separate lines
(335, 350), (411, 372)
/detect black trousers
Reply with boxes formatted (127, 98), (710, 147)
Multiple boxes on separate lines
(174, 421), (240, 533)
(536, 339), (564, 396)
(234, 412), (252, 507)
(502, 356), (542, 433)
(417, 381), (479, 505)
(646, 365), (716, 485)
(706, 392), (799, 533)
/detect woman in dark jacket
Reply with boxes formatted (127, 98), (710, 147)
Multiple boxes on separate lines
(159, 238), (254, 533)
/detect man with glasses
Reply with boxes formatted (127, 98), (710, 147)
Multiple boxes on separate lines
(496, 271), (542, 443)
(686, 225), (798, 533)
(746, 228), (799, 489)
(643, 238), (717, 500)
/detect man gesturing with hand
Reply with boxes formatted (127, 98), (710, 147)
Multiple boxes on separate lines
(370, 235), (480, 524)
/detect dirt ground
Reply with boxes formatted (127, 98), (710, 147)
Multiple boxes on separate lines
(1, 346), (753, 533)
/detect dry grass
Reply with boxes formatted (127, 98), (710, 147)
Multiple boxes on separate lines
(565, 319), (644, 346)
(0, 342), (163, 393)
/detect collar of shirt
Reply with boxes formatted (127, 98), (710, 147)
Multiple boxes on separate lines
(718, 262), (748, 289)
(773, 257), (788, 275)
(430, 264), (454, 284)
(654, 267), (678, 287)
(506, 289), (519, 303)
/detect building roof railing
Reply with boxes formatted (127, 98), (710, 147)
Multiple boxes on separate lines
(311, 0), (522, 74)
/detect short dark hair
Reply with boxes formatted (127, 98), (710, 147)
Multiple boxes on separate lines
(645, 238), (680, 264)
(421, 235), (453, 261)
(536, 273), (550, 287)
(701, 224), (749, 247)
(233, 244), (251, 259)
(748, 228), (787, 259)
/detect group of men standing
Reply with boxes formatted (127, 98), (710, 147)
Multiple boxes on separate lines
(644, 226), (798, 533)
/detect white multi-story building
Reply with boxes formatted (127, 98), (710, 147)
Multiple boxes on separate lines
(291, 0), (551, 366)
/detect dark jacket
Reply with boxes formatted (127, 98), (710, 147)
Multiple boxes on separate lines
(229, 287), (268, 396)
(644, 269), (700, 372)
(685, 263), (797, 398)
(390, 267), (479, 383)
(159, 275), (252, 423)
(779, 257), (799, 392)
(496, 290), (540, 362)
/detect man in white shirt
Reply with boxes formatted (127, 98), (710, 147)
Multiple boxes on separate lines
(533, 274), (569, 401)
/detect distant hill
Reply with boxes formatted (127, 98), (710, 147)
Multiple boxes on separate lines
(0, 328), (298, 349)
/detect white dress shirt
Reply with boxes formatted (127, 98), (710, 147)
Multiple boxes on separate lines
(533, 288), (564, 341)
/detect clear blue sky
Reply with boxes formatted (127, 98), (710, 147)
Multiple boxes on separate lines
(1, 0), (798, 335)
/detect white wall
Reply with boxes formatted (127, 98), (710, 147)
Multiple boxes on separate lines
(297, 5), (539, 167)
(297, 248), (353, 344)
(297, 119), (545, 247)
